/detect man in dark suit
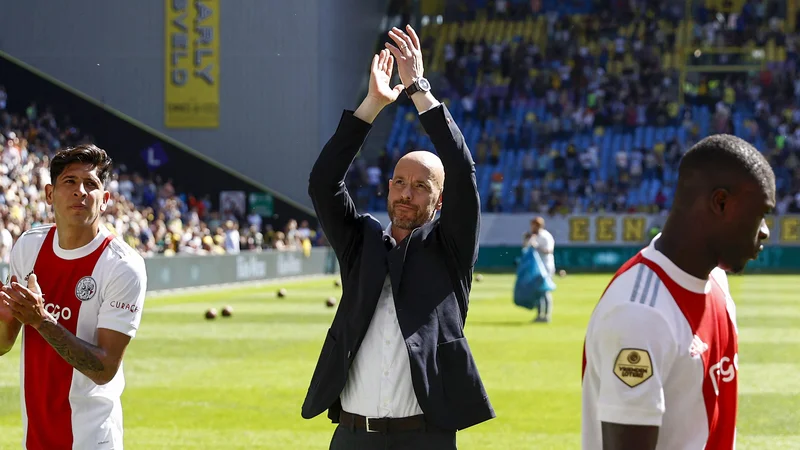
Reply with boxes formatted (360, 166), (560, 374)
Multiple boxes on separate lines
(301, 25), (495, 449)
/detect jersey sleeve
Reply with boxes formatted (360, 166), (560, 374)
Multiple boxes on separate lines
(8, 237), (27, 282)
(8, 229), (46, 282)
(588, 302), (678, 427)
(97, 256), (147, 338)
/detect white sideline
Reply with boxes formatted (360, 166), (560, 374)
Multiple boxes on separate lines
(145, 274), (337, 297)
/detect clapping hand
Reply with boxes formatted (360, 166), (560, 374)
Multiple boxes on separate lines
(385, 25), (424, 91)
(2, 274), (47, 329)
(367, 49), (405, 107)
(354, 25), (429, 123)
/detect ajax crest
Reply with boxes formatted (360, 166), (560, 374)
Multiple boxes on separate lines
(75, 276), (98, 301)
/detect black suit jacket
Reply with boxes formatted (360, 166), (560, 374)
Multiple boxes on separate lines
(301, 104), (495, 431)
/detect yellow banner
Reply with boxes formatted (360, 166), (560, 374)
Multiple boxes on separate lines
(563, 215), (798, 244)
(165, 0), (220, 128)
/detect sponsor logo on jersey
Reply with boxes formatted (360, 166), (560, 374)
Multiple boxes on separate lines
(110, 301), (140, 314)
(75, 276), (98, 301)
(709, 353), (738, 395)
(43, 301), (72, 322)
(613, 348), (653, 387)
(690, 334), (709, 358)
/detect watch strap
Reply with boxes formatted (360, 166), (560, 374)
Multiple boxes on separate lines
(405, 80), (421, 98)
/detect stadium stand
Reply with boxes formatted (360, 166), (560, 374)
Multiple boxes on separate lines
(350, 0), (800, 216)
(0, 86), (317, 260)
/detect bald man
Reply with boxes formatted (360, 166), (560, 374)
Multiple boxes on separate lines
(581, 134), (776, 450)
(302, 25), (494, 450)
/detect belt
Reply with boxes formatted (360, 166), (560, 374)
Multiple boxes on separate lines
(339, 411), (444, 434)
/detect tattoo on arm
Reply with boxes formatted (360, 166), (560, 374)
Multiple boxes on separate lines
(37, 320), (106, 375)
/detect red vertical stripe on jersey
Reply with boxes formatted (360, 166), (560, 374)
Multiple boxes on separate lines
(639, 258), (738, 450)
(582, 252), (645, 382)
(24, 227), (113, 450)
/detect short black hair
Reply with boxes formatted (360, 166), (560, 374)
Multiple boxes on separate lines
(676, 134), (775, 198)
(50, 144), (113, 187)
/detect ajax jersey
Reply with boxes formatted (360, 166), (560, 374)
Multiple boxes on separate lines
(581, 236), (738, 450)
(10, 225), (147, 450)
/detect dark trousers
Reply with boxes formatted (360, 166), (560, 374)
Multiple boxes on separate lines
(329, 424), (457, 450)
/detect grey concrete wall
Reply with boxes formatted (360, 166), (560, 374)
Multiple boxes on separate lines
(0, 0), (387, 209)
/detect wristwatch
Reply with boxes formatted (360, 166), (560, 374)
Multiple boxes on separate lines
(405, 77), (431, 98)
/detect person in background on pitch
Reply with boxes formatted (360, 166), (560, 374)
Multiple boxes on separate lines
(524, 217), (555, 322)
(301, 25), (494, 450)
(581, 134), (775, 450)
(0, 144), (147, 450)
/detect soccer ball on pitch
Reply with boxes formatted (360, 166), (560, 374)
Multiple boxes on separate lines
(325, 297), (337, 308)
(221, 305), (233, 317)
(205, 308), (218, 320)
(277, 288), (287, 298)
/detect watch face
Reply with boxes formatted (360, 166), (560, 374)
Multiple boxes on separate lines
(418, 78), (431, 91)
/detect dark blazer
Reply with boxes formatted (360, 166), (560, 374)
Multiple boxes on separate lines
(301, 103), (495, 432)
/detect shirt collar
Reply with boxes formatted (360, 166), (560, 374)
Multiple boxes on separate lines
(641, 233), (712, 294)
(383, 222), (396, 249)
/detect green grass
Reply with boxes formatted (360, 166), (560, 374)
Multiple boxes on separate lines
(1, 274), (799, 449)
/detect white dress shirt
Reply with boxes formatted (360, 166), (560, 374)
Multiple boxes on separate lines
(339, 224), (423, 418)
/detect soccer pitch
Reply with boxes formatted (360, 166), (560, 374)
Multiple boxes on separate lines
(0, 273), (798, 449)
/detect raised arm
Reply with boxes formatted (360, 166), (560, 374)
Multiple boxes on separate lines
(386, 25), (479, 270)
(308, 49), (405, 262)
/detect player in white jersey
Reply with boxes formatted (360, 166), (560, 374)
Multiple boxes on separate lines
(582, 134), (776, 450)
(0, 144), (147, 450)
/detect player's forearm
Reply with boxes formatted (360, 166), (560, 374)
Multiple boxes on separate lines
(601, 422), (659, 450)
(0, 322), (13, 356)
(0, 319), (21, 356)
(36, 319), (113, 384)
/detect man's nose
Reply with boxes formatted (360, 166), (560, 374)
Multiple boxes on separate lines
(759, 218), (770, 241)
(75, 183), (88, 196)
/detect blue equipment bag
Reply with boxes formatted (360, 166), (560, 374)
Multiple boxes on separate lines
(513, 246), (556, 310)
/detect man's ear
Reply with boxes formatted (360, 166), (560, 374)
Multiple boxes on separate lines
(435, 192), (443, 211)
(44, 184), (54, 206)
(100, 190), (111, 212)
(710, 188), (730, 216)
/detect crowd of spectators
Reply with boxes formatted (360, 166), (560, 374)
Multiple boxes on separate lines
(349, 0), (800, 215)
(4, 1), (800, 263)
(0, 85), (316, 262)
